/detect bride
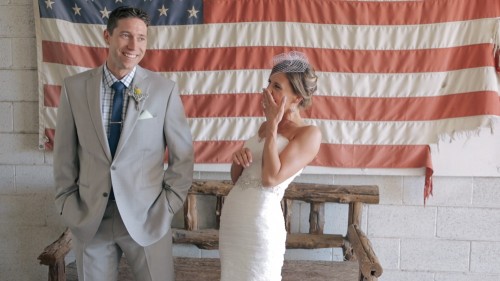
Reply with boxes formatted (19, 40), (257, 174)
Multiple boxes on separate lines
(219, 51), (322, 281)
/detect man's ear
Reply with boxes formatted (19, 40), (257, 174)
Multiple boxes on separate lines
(103, 30), (110, 45)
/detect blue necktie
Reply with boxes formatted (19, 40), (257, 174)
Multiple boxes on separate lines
(109, 81), (125, 158)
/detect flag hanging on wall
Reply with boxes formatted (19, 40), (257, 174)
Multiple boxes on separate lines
(34, 0), (500, 201)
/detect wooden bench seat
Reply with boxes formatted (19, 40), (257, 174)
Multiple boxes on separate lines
(38, 180), (383, 281)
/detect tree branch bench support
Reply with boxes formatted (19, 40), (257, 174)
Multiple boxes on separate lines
(39, 180), (382, 281)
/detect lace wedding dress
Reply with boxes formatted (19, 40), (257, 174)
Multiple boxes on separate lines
(219, 134), (302, 281)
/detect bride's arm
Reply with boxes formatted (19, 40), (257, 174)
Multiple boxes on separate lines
(262, 125), (321, 187)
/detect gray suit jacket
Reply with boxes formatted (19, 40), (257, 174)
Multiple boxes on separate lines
(53, 65), (194, 246)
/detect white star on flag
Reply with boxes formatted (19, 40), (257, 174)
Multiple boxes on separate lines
(100, 7), (111, 19)
(45, 0), (54, 9)
(187, 5), (199, 18)
(72, 3), (81, 15)
(158, 5), (168, 16)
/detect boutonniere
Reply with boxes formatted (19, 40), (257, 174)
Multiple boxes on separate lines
(128, 85), (149, 110)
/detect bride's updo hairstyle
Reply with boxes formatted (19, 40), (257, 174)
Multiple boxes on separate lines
(270, 51), (318, 109)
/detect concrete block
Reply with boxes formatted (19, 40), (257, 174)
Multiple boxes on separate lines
(0, 165), (15, 193)
(12, 37), (36, 69)
(0, 194), (47, 226)
(435, 272), (500, 281)
(367, 205), (436, 238)
(0, 0), (33, 4)
(324, 203), (348, 235)
(0, 225), (65, 281)
(334, 175), (403, 205)
(15, 164), (53, 193)
(0, 5), (34, 37)
(0, 70), (38, 101)
(0, 133), (44, 165)
(378, 270), (434, 281)
(197, 195), (218, 228)
(402, 176), (426, 205)
(472, 177), (500, 208)
(370, 238), (400, 270)
(284, 248), (333, 261)
(0, 102), (13, 132)
(201, 249), (220, 258)
(13, 101), (38, 133)
(404, 176), (472, 206)
(45, 150), (54, 164)
(173, 244), (202, 258)
(294, 173), (334, 184)
(290, 200), (301, 233)
(471, 241), (500, 274)
(361, 204), (368, 232)
(400, 239), (469, 271)
(299, 200), (309, 233)
(0, 38), (12, 67)
(437, 207), (500, 241)
(198, 171), (231, 181)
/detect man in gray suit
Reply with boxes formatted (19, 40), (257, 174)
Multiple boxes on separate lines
(53, 6), (194, 281)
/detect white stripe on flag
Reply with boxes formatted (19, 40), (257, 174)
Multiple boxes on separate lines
(41, 18), (498, 51)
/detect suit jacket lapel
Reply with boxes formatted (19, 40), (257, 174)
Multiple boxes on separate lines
(114, 66), (151, 159)
(86, 66), (112, 161)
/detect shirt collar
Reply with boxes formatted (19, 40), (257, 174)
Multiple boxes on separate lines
(103, 64), (136, 89)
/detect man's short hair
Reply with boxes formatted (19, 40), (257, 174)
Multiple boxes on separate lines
(107, 6), (150, 34)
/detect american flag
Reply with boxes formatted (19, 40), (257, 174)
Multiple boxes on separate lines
(35, 0), (500, 202)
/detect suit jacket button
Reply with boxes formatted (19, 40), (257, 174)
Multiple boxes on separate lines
(111, 166), (116, 170)
(103, 192), (109, 197)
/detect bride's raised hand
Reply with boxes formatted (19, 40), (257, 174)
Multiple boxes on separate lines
(262, 88), (286, 128)
(232, 147), (253, 168)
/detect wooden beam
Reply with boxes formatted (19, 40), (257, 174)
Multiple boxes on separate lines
(38, 228), (72, 266)
(187, 180), (380, 205)
(184, 194), (198, 231)
(281, 198), (292, 233)
(347, 224), (383, 279)
(309, 202), (325, 234)
(286, 184), (379, 204)
(215, 195), (224, 229)
(348, 202), (363, 226)
(172, 229), (346, 250)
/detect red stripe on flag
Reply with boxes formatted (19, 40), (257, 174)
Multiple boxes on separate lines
(315, 143), (430, 168)
(42, 41), (107, 68)
(307, 91), (500, 121)
(194, 140), (244, 163)
(182, 94), (262, 118)
(44, 84), (62, 107)
(44, 128), (55, 151)
(194, 140), (430, 167)
(204, 0), (500, 25)
(43, 43), (495, 74)
(142, 44), (494, 73)
(182, 91), (500, 121)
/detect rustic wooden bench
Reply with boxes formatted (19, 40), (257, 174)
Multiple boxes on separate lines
(38, 180), (383, 281)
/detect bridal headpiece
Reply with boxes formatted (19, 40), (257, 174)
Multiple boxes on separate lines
(272, 51), (310, 73)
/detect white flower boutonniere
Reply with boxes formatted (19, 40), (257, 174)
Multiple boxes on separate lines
(128, 85), (149, 110)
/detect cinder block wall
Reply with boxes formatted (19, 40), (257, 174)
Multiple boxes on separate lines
(1, 1), (499, 280)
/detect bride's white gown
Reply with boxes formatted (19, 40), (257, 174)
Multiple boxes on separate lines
(219, 134), (303, 281)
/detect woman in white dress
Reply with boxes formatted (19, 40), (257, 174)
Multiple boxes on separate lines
(219, 51), (322, 281)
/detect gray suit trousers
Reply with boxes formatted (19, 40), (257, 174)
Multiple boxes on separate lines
(72, 201), (174, 281)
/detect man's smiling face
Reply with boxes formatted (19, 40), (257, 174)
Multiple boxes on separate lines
(104, 17), (147, 79)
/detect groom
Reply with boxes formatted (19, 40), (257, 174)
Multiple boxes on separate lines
(53, 6), (193, 281)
